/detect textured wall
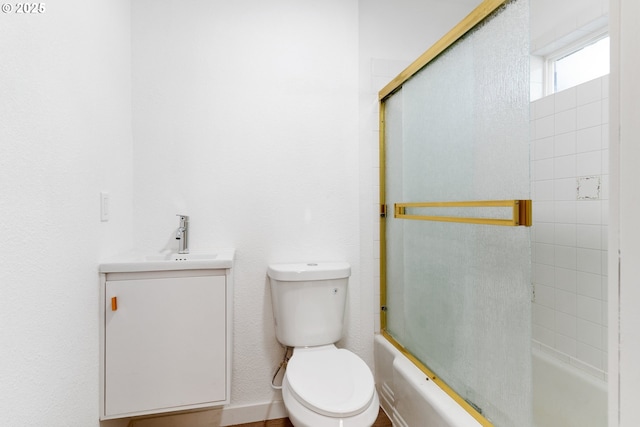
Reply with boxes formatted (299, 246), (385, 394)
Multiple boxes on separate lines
(131, 0), (362, 409)
(0, 1), (134, 426)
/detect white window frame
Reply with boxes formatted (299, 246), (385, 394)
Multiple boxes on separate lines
(543, 29), (609, 96)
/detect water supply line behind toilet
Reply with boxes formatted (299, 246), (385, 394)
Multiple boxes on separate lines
(271, 346), (292, 390)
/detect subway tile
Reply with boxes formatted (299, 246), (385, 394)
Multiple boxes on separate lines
(534, 303), (556, 330)
(554, 131), (577, 156)
(602, 98), (609, 124)
(576, 224), (602, 249)
(577, 101), (603, 129)
(530, 120), (536, 140)
(577, 271), (603, 299)
(555, 267), (577, 293)
(576, 342), (604, 370)
(533, 324), (555, 348)
(577, 248), (602, 274)
(535, 115), (555, 139)
(555, 333), (577, 357)
(556, 311), (577, 339)
(536, 222), (555, 244)
(555, 201), (576, 223)
(554, 155), (577, 179)
(602, 250), (608, 276)
(555, 86), (577, 112)
(576, 200), (602, 224)
(601, 225), (608, 250)
(576, 126), (602, 152)
(602, 125), (609, 148)
(576, 318), (603, 349)
(554, 178), (576, 201)
(555, 245), (577, 270)
(535, 243), (555, 265)
(535, 180), (554, 201)
(534, 136), (555, 160)
(555, 109), (577, 134)
(602, 149), (609, 174)
(534, 262), (556, 286)
(554, 267), (577, 293)
(577, 151), (602, 176)
(556, 288), (577, 315)
(577, 294), (603, 324)
(555, 223), (577, 246)
(600, 175), (610, 200)
(535, 201), (555, 222)
(577, 78), (602, 106)
(535, 283), (555, 307)
(533, 95), (555, 118)
(534, 158), (554, 180)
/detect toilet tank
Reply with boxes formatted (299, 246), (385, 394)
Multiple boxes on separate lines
(268, 262), (350, 347)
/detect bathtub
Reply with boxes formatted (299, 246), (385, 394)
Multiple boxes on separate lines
(532, 347), (607, 427)
(374, 335), (481, 426)
(374, 334), (607, 426)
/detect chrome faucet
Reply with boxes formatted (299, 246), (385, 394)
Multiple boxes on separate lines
(176, 214), (189, 254)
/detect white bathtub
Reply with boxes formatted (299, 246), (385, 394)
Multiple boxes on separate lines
(532, 347), (607, 427)
(374, 335), (481, 427)
(374, 334), (607, 427)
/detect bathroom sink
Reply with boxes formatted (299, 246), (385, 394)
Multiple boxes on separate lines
(145, 253), (220, 262)
(99, 249), (235, 273)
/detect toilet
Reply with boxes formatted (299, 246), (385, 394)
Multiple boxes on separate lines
(268, 262), (380, 427)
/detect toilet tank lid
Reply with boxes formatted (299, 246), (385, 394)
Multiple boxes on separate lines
(267, 262), (351, 281)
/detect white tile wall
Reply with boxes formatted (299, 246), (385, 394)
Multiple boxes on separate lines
(531, 75), (609, 379)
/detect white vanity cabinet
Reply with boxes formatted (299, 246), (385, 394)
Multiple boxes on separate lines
(98, 253), (233, 420)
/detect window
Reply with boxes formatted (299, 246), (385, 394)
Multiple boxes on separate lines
(547, 34), (610, 94)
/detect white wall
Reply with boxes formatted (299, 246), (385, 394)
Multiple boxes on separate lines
(531, 0), (608, 52)
(131, 0), (362, 412)
(0, 1), (134, 426)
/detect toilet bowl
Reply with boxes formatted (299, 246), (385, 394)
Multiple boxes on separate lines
(267, 262), (380, 427)
(282, 345), (380, 427)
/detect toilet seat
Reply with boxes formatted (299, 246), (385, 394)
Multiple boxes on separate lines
(285, 346), (375, 418)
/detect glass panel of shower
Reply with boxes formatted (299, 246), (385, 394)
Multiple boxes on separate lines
(381, 0), (531, 425)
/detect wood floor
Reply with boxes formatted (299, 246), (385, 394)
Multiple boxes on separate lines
(229, 407), (392, 427)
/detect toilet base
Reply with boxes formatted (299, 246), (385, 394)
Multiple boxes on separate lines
(282, 377), (380, 427)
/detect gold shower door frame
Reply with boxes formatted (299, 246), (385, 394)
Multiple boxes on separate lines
(377, 1), (525, 426)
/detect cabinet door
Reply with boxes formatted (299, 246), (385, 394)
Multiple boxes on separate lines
(105, 275), (226, 417)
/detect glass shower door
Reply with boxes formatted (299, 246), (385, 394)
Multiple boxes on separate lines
(381, 1), (531, 425)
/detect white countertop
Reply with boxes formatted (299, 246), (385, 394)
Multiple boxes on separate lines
(99, 248), (235, 273)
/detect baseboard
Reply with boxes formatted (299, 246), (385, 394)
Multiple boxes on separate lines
(221, 401), (288, 426)
(127, 401), (288, 427)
